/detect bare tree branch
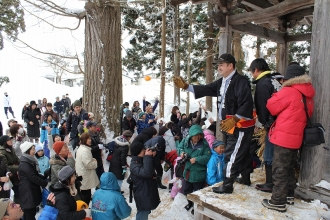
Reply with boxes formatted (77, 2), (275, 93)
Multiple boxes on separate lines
(24, 0), (84, 18)
(21, 3), (83, 31)
(7, 39), (78, 74)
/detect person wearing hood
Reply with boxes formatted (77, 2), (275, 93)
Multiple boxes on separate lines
(177, 124), (211, 213)
(40, 113), (60, 144)
(3, 92), (15, 119)
(49, 141), (75, 185)
(207, 140), (225, 186)
(35, 144), (50, 175)
(261, 64), (315, 212)
(122, 110), (136, 133)
(75, 133), (99, 205)
(0, 135), (20, 203)
(92, 172), (131, 220)
(50, 166), (87, 220)
(18, 142), (48, 219)
(24, 100), (41, 143)
(130, 142), (160, 220)
(109, 130), (132, 189)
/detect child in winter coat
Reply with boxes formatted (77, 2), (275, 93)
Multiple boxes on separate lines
(203, 122), (216, 149)
(137, 112), (149, 134)
(92, 172), (131, 220)
(207, 140), (225, 186)
(35, 144), (50, 175)
(40, 113), (60, 143)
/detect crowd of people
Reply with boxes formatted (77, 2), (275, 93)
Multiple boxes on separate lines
(0, 53), (314, 219)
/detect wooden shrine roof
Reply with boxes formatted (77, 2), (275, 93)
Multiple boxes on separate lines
(170, 0), (314, 43)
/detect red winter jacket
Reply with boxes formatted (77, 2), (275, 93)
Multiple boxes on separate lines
(266, 75), (315, 149)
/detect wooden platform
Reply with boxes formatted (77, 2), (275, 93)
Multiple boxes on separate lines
(187, 169), (330, 220)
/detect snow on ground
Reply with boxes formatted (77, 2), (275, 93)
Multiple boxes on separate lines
(315, 180), (330, 191)
(190, 168), (330, 220)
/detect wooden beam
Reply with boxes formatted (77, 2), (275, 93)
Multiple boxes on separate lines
(285, 33), (312, 42)
(285, 7), (314, 21)
(169, 0), (188, 6)
(240, 0), (273, 9)
(231, 23), (285, 43)
(229, 0), (315, 25)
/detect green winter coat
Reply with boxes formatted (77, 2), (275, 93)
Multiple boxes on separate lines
(177, 125), (211, 183)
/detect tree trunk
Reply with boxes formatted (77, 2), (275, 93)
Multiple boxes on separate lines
(185, 5), (193, 115)
(84, 1), (122, 141)
(205, 3), (213, 112)
(173, 5), (180, 106)
(159, 0), (166, 118)
(299, 0), (330, 187)
(255, 37), (261, 58)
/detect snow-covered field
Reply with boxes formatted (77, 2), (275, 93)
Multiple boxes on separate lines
(2, 76), (329, 220)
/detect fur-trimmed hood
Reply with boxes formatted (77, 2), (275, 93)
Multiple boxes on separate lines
(282, 74), (315, 98)
(114, 136), (130, 146)
(49, 154), (66, 166)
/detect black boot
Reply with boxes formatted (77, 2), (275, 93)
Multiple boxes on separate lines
(184, 200), (193, 211)
(12, 113), (15, 118)
(261, 199), (286, 212)
(287, 189), (294, 205)
(156, 176), (167, 189)
(235, 173), (251, 186)
(5, 114), (8, 119)
(212, 178), (234, 194)
(256, 164), (273, 192)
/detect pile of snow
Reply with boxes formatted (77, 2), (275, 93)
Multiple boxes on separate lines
(315, 180), (330, 191)
(307, 200), (329, 211)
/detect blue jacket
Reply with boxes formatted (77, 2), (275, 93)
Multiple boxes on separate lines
(145, 113), (156, 127)
(137, 119), (149, 134)
(40, 120), (59, 143)
(92, 172), (131, 220)
(206, 149), (225, 185)
(36, 155), (50, 175)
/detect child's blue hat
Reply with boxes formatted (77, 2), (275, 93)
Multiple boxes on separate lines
(212, 140), (224, 149)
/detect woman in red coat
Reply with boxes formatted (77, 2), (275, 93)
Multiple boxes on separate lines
(262, 64), (315, 212)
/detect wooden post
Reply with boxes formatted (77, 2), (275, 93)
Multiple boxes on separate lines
(173, 5), (180, 106)
(185, 5), (193, 115)
(216, 22), (232, 141)
(299, 0), (330, 187)
(159, 0), (166, 118)
(277, 43), (288, 74)
(205, 3), (214, 112)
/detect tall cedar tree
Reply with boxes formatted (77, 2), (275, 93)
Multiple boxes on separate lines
(122, 3), (219, 83)
(0, 0), (25, 50)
